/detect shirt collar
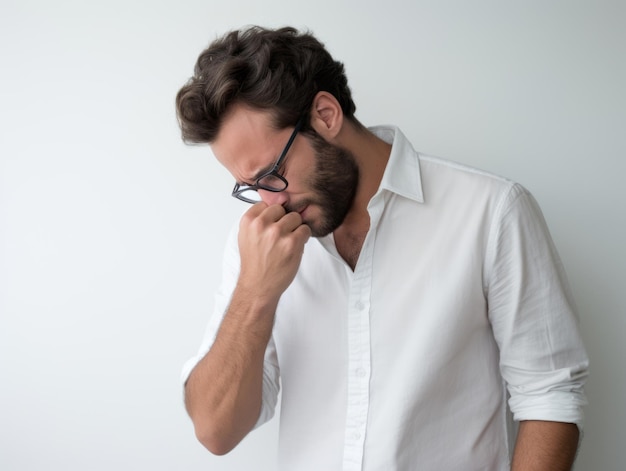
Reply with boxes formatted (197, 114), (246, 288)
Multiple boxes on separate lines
(369, 125), (424, 203)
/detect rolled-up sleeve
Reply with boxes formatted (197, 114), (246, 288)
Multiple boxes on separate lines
(485, 183), (589, 428)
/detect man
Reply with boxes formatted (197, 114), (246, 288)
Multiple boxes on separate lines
(176, 26), (588, 470)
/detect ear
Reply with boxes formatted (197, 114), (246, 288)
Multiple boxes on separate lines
(309, 91), (344, 141)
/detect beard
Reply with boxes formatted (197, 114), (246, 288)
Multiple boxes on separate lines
(285, 132), (359, 237)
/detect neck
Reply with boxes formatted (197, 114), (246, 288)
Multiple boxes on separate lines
(332, 125), (391, 268)
(339, 125), (391, 229)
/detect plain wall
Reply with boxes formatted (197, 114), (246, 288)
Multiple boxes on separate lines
(1, 1), (624, 469)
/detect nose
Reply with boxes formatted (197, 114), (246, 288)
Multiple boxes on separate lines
(258, 189), (289, 207)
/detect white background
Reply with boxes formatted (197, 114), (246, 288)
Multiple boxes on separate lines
(1, 1), (624, 469)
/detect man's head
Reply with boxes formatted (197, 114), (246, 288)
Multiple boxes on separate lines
(175, 26), (360, 143)
(176, 26), (363, 237)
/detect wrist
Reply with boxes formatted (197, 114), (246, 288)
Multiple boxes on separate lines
(228, 282), (280, 334)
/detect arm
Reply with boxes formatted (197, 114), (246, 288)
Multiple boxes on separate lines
(184, 203), (310, 455)
(484, 186), (588, 468)
(511, 420), (579, 471)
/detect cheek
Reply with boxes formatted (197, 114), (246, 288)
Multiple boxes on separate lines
(285, 158), (317, 192)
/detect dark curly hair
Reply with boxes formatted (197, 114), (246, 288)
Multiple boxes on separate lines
(175, 26), (360, 144)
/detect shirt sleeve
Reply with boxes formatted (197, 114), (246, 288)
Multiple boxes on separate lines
(180, 222), (281, 429)
(485, 183), (589, 429)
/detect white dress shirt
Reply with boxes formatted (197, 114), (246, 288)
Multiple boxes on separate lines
(182, 126), (588, 470)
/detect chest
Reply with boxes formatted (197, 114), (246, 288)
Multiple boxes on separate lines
(272, 227), (500, 469)
(333, 229), (368, 271)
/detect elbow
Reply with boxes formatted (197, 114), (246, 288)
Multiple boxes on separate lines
(193, 421), (241, 456)
(184, 381), (260, 455)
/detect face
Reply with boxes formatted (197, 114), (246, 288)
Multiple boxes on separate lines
(212, 105), (359, 237)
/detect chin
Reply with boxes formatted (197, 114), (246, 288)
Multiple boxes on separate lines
(298, 199), (348, 238)
(301, 217), (328, 238)
(306, 217), (340, 238)
(308, 225), (331, 239)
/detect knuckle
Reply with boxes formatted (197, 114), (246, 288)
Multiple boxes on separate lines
(288, 212), (303, 224)
(266, 223), (282, 240)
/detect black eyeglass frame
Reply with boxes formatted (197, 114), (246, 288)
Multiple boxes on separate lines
(231, 118), (304, 203)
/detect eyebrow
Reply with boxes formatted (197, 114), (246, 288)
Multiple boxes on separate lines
(236, 167), (270, 187)
(252, 161), (276, 181)
(240, 154), (279, 185)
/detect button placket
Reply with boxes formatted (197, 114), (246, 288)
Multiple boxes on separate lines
(342, 252), (376, 469)
(341, 195), (384, 471)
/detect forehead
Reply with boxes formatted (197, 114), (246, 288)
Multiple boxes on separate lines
(211, 105), (285, 180)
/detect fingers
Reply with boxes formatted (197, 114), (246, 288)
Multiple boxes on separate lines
(244, 202), (284, 223)
(260, 203), (287, 223)
(237, 203), (311, 299)
(277, 210), (306, 233)
(243, 201), (271, 219)
(244, 203), (305, 233)
(293, 219), (311, 238)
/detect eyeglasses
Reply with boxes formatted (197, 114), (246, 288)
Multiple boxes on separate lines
(231, 118), (303, 203)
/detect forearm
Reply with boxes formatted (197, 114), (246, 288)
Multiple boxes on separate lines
(185, 203), (310, 454)
(184, 286), (278, 455)
(511, 420), (580, 471)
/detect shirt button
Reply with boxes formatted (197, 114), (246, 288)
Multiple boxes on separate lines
(355, 301), (365, 310)
(352, 431), (361, 440)
(356, 368), (367, 377)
